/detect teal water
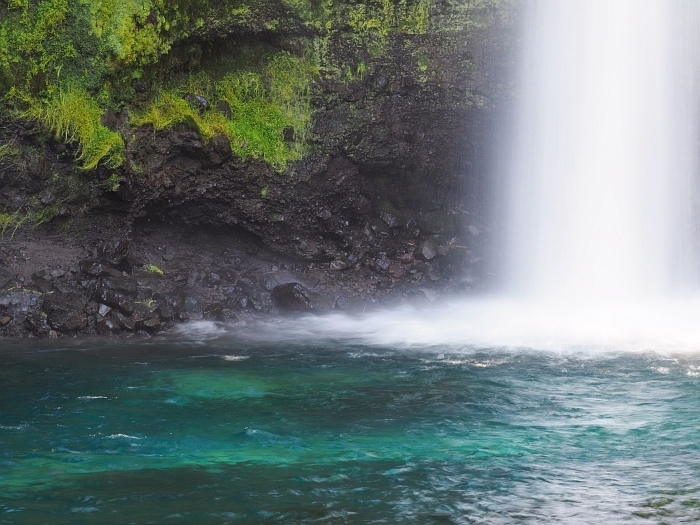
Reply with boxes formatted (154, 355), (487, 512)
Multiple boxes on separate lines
(1, 337), (700, 523)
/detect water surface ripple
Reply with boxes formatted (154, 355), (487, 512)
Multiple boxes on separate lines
(1, 340), (699, 523)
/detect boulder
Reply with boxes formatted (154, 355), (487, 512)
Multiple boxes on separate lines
(43, 293), (88, 333)
(271, 283), (331, 313)
(95, 288), (135, 316)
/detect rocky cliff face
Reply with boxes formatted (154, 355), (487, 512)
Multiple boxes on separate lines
(0, 0), (516, 338)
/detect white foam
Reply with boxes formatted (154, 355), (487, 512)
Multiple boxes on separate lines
(236, 295), (700, 354)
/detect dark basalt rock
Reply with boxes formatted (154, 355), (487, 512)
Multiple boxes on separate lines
(110, 311), (136, 332)
(95, 288), (135, 316)
(184, 94), (210, 112)
(96, 239), (132, 270)
(215, 100), (232, 119)
(43, 293), (87, 333)
(80, 259), (112, 278)
(99, 275), (138, 295)
(271, 283), (331, 313)
(96, 317), (121, 335)
(0, 266), (13, 289)
(137, 317), (161, 334)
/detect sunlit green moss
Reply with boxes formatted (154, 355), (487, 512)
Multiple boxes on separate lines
(25, 87), (124, 170)
(134, 52), (314, 170)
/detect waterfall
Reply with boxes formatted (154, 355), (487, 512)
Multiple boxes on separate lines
(242, 1), (700, 351)
(506, 0), (700, 301)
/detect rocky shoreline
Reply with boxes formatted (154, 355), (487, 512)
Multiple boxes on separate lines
(0, 202), (486, 339)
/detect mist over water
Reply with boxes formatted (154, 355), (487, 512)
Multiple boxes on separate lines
(232, 1), (700, 351)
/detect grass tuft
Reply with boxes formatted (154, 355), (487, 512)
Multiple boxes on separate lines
(25, 88), (125, 170)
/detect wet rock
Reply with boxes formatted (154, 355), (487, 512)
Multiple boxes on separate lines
(98, 304), (112, 317)
(415, 239), (438, 261)
(43, 293), (88, 333)
(95, 288), (135, 316)
(468, 225), (480, 236)
(50, 269), (65, 279)
(368, 217), (390, 237)
(401, 217), (422, 239)
(79, 259), (117, 278)
(96, 318), (120, 335)
(162, 253), (174, 262)
(0, 295), (11, 310)
(375, 254), (392, 272)
(417, 211), (455, 236)
(176, 311), (191, 322)
(0, 266), (13, 289)
(203, 302), (224, 318)
(184, 93), (210, 112)
(53, 282), (74, 294)
(271, 283), (331, 313)
(99, 276), (138, 295)
(218, 309), (238, 322)
(205, 273), (221, 286)
(283, 126), (295, 142)
(156, 306), (175, 322)
(207, 133), (232, 166)
(0, 316), (11, 327)
(155, 292), (186, 311)
(441, 246), (469, 274)
(110, 311), (136, 332)
(96, 239), (132, 269)
(85, 302), (99, 316)
(134, 80), (149, 93)
(379, 209), (404, 228)
(32, 277), (54, 294)
(330, 259), (348, 271)
(216, 100), (232, 119)
(335, 296), (350, 310)
(137, 317), (161, 334)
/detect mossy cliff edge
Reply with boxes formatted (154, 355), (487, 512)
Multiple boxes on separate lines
(0, 0), (516, 337)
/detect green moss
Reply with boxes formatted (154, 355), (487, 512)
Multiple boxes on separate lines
(145, 264), (164, 275)
(134, 51), (314, 170)
(25, 87), (124, 170)
(0, 143), (22, 162)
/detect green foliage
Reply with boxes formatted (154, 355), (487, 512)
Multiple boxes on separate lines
(146, 264), (164, 275)
(134, 52), (314, 170)
(0, 209), (28, 240)
(25, 87), (124, 170)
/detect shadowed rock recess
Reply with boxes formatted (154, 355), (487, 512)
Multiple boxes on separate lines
(0, 0), (515, 338)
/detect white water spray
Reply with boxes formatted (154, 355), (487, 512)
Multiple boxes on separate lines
(227, 1), (700, 352)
